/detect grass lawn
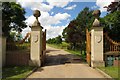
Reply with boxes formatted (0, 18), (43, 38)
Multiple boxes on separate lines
(47, 42), (69, 50)
(47, 42), (86, 61)
(16, 42), (30, 50)
(99, 66), (120, 80)
(2, 66), (34, 80)
(47, 42), (82, 56)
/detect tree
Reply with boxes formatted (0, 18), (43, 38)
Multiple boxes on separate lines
(75, 7), (94, 32)
(2, 2), (27, 37)
(47, 35), (62, 44)
(104, 1), (120, 13)
(55, 35), (62, 44)
(9, 31), (16, 41)
(102, 1), (120, 41)
(62, 7), (94, 50)
(104, 11), (120, 41)
(63, 20), (82, 50)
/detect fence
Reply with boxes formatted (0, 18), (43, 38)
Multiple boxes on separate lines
(6, 41), (30, 66)
(86, 29), (120, 67)
(104, 33), (120, 53)
(104, 33), (120, 66)
(6, 52), (30, 66)
(6, 30), (46, 66)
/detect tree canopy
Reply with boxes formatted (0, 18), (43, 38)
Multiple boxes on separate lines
(47, 35), (62, 44)
(62, 7), (94, 50)
(104, 1), (120, 13)
(102, 1), (120, 41)
(2, 2), (27, 37)
(104, 10), (120, 41)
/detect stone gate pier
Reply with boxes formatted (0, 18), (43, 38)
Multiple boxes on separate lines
(91, 10), (105, 67)
(29, 10), (42, 67)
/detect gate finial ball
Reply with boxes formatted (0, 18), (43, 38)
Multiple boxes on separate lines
(92, 10), (101, 18)
(33, 10), (41, 18)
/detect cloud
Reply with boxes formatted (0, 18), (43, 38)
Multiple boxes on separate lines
(96, 0), (114, 12)
(17, 0), (72, 39)
(53, 13), (71, 22)
(17, 0), (73, 12)
(25, 11), (71, 26)
(45, 25), (67, 40)
(91, 5), (98, 10)
(47, 0), (73, 8)
(51, 12), (54, 15)
(17, 0), (53, 12)
(23, 17), (68, 40)
(65, 4), (77, 10)
(24, 12), (70, 39)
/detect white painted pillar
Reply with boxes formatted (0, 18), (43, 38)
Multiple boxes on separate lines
(91, 10), (105, 67)
(91, 27), (105, 67)
(29, 10), (42, 67)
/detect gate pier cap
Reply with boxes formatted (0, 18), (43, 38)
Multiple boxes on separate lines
(32, 10), (42, 28)
(92, 10), (101, 27)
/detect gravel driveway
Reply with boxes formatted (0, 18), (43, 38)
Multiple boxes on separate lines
(26, 46), (108, 79)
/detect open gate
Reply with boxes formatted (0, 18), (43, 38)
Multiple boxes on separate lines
(104, 33), (120, 66)
(86, 29), (91, 66)
(86, 29), (120, 67)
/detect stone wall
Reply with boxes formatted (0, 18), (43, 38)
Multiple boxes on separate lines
(6, 53), (30, 66)
(114, 60), (120, 67)
(0, 36), (6, 67)
(0, 36), (2, 77)
(2, 37), (6, 67)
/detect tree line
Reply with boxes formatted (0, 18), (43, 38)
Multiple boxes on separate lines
(47, 1), (120, 52)
(2, 2), (120, 49)
(47, 35), (62, 44)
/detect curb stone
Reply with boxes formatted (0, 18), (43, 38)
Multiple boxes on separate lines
(95, 68), (115, 80)
(21, 67), (38, 80)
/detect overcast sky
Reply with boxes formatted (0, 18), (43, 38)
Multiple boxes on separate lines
(16, 0), (115, 40)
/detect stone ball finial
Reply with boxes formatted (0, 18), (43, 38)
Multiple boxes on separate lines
(32, 10), (41, 27)
(33, 10), (41, 18)
(92, 10), (101, 27)
(92, 10), (101, 18)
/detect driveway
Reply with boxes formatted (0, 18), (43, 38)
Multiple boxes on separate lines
(26, 46), (107, 79)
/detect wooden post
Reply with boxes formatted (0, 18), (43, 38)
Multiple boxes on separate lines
(86, 28), (91, 66)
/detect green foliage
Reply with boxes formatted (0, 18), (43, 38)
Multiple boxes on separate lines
(47, 43), (86, 60)
(75, 7), (94, 30)
(103, 3), (120, 41)
(47, 38), (56, 44)
(9, 31), (16, 41)
(47, 35), (62, 44)
(99, 67), (119, 79)
(7, 42), (30, 51)
(47, 42), (70, 49)
(2, 2), (27, 37)
(62, 7), (94, 50)
(105, 2), (120, 13)
(16, 42), (30, 50)
(104, 11), (120, 41)
(2, 66), (34, 80)
(55, 35), (62, 44)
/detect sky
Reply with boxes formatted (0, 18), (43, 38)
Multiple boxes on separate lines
(16, 0), (115, 40)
